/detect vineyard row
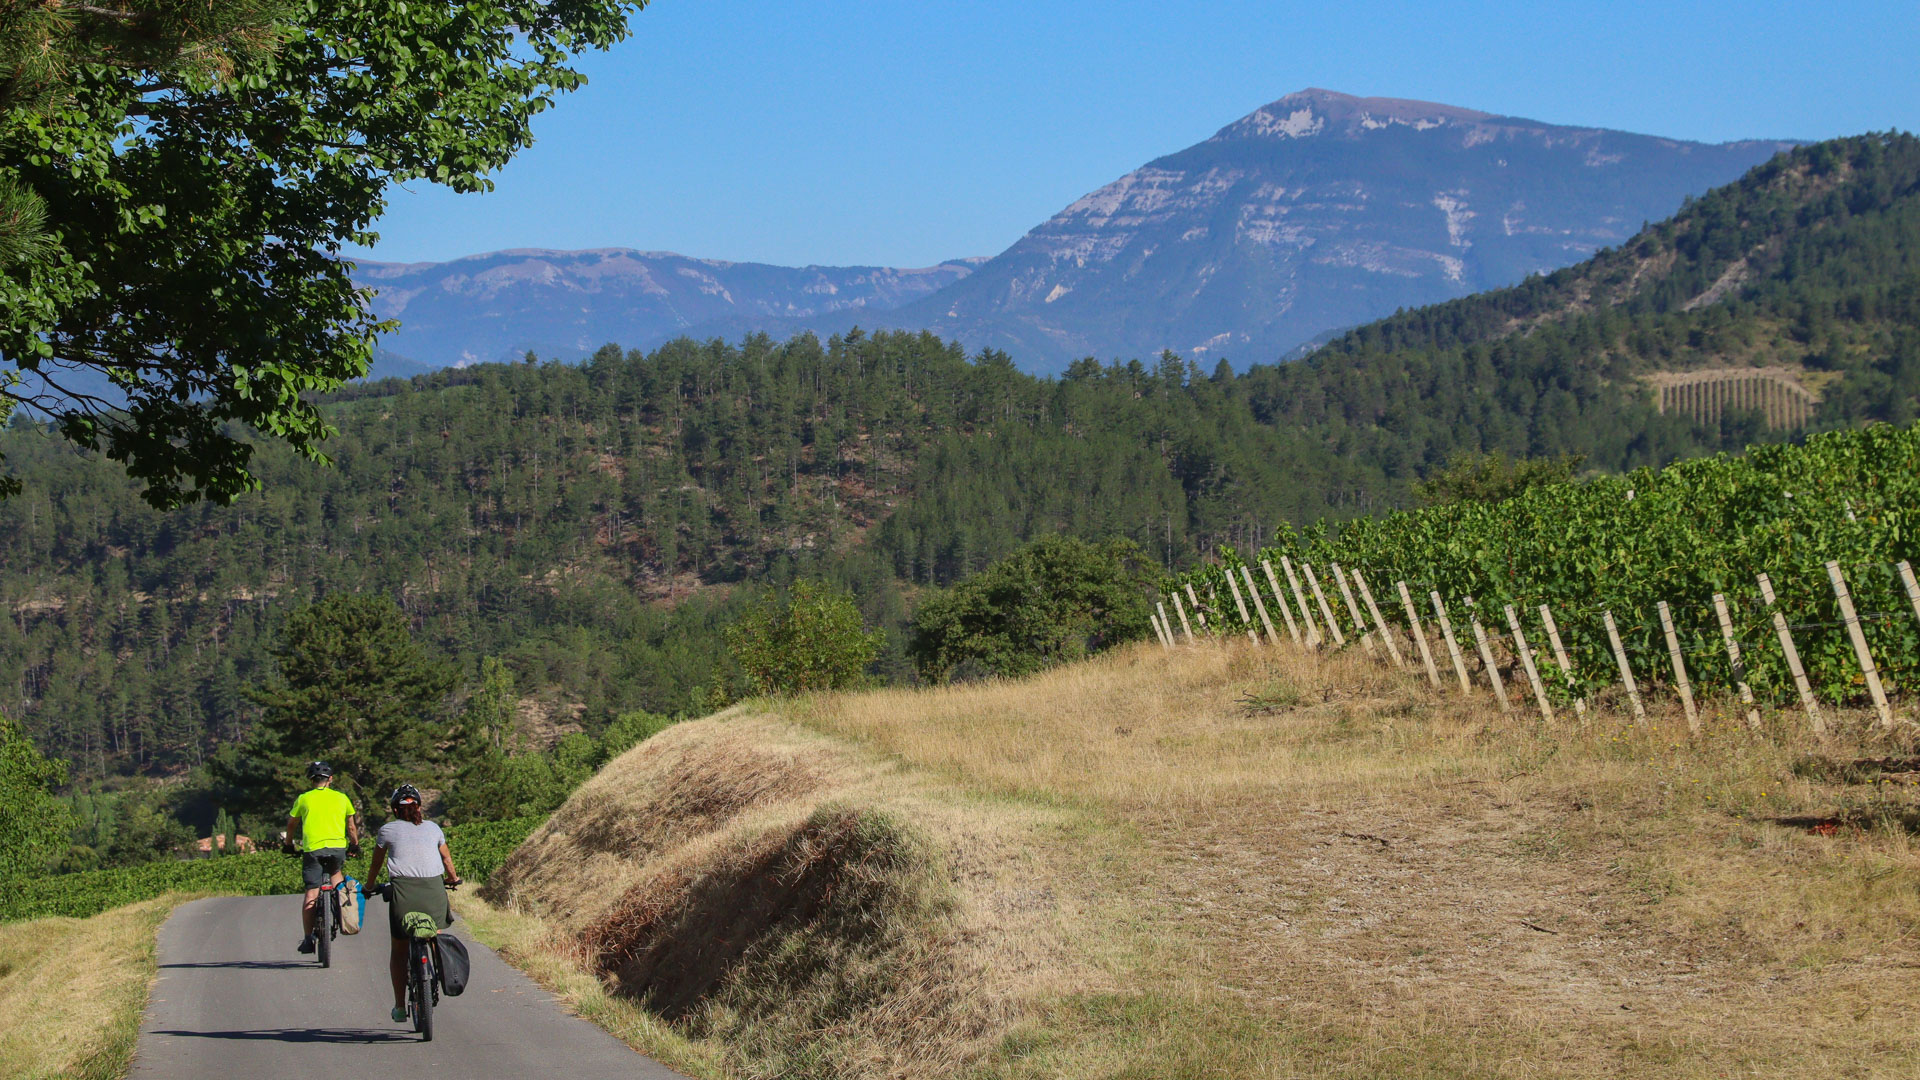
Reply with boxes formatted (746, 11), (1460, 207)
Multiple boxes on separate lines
(1153, 552), (1920, 733)
(1154, 423), (1920, 730)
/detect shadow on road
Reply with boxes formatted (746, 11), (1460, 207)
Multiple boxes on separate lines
(160, 960), (311, 971)
(150, 1028), (415, 1044)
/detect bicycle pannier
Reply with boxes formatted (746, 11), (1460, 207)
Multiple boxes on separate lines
(436, 935), (471, 996)
(339, 876), (362, 934)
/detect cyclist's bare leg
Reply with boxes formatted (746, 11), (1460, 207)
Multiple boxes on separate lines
(388, 937), (408, 1008)
(301, 887), (321, 935)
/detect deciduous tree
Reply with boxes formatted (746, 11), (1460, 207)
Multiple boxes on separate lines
(0, 0), (639, 507)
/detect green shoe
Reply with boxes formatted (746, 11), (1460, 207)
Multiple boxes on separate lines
(391, 1006), (408, 1023)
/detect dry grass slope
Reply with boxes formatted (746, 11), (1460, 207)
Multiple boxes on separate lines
(478, 715), (1095, 1080)
(479, 640), (1920, 1079)
(0, 895), (179, 1080)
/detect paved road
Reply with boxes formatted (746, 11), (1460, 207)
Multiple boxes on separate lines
(132, 895), (684, 1079)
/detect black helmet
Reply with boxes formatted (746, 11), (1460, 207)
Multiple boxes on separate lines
(389, 783), (422, 810)
(306, 761), (333, 781)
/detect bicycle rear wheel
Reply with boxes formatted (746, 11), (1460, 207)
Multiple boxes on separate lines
(316, 889), (332, 968)
(410, 942), (434, 1041)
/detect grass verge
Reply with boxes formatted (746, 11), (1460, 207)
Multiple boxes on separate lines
(0, 894), (186, 1080)
(470, 640), (1920, 1077)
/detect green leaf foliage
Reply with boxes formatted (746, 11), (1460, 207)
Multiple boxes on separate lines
(727, 580), (883, 695)
(908, 535), (1158, 682)
(1413, 451), (1587, 507)
(0, 0), (638, 507)
(1175, 421), (1920, 711)
(0, 709), (73, 881)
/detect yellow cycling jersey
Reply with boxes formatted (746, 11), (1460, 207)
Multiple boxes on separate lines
(289, 787), (356, 852)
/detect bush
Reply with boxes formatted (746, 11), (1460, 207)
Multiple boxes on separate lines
(907, 535), (1158, 682)
(1, 711), (73, 882)
(444, 815), (547, 884)
(726, 580), (883, 695)
(599, 709), (675, 762)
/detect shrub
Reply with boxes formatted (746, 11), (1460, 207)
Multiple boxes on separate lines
(599, 709), (675, 762)
(726, 581), (883, 695)
(444, 815), (546, 885)
(907, 535), (1158, 682)
(1, 711), (73, 882)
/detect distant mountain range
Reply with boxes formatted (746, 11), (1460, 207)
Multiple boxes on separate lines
(354, 252), (984, 373)
(356, 89), (1797, 376)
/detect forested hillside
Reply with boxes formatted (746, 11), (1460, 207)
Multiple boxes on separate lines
(0, 332), (1362, 779)
(4, 135), (1915, 784)
(1246, 133), (1920, 479)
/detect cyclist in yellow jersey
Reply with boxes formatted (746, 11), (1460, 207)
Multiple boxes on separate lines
(287, 761), (361, 954)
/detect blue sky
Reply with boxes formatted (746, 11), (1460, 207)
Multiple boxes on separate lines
(349, 0), (1920, 269)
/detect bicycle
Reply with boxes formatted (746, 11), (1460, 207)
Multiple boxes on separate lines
(302, 858), (351, 967)
(375, 879), (459, 1041)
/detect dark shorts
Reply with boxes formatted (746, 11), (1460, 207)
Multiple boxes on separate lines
(302, 848), (347, 890)
(386, 875), (452, 941)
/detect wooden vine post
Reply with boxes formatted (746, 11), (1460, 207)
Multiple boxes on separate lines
(1430, 591), (1472, 693)
(1505, 605), (1554, 722)
(1330, 564), (1375, 654)
(1465, 597), (1512, 712)
(1898, 561), (1920, 634)
(1240, 566), (1280, 647)
(1148, 611), (1168, 649)
(1537, 605), (1586, 723)
(1281, 557), (1322, 647)
(1710, 593), (1760, 728)
(1602, 611), (1647, 721)
(1224, 568), (1261, 646)
(1184, 583), (1207, 628)
(1758, 572), (1823, 734)
(1826, 560), (1893, 728)
(1656, 601), (1700, 733)
(1401, 581), (1442, 687)
(1302, 562), (1346, 647)
(1351, 569), (1405, 669)
(1259, 560), (1303, 645)
(1156, 601), (1178, 647)
(1171, 593), (1197, 645)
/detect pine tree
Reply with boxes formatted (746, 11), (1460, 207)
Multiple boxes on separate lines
(241, 594), (457, 812)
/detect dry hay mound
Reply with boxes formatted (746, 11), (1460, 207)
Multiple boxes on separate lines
(481, 718), (823, 929)
(482, 715), (993, 1079)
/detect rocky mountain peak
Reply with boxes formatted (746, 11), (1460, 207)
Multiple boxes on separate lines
(1209, 88), (1498, 142)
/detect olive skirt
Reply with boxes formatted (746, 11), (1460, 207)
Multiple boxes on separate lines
(386, 875), (451, 940)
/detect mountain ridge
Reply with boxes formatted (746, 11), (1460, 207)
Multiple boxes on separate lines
(353, 249), (986, 372)
(877, 88), (1798, 371)
(350, 89), (1795, 377)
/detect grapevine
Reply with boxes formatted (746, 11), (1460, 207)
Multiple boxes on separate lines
(1168, 423), (1920, 710)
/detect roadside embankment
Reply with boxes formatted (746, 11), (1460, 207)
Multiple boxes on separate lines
(0, 895), (184, 1080)
(474, 711), (1098, 1079)
(474, 640), (1920, 1078)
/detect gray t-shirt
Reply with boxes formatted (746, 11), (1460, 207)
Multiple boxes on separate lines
(375, 819), (447, 879)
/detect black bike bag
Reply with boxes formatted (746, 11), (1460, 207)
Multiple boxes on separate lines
(436, 935), (472, 996)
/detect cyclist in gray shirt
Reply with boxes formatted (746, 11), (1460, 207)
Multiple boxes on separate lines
(364, 784), (460, 1022)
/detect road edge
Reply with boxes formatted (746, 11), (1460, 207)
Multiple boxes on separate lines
(453, 896), (724, 1080)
